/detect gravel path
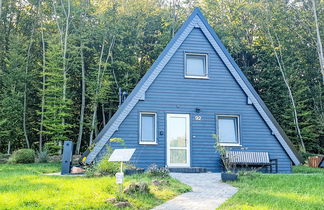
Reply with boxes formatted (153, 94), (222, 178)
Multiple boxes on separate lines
(153, 173), (238, 210)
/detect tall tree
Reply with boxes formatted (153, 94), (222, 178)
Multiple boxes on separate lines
(311, 0), (324, 84)
(39, 0), (46, 151)
(40, 39), (72, 146)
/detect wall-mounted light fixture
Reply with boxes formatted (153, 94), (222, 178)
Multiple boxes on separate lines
(195, 108), (201, 113)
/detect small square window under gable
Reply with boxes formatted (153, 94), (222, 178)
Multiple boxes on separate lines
(185, 53), (208, 78)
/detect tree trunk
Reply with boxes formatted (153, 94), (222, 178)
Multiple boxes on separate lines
(52, 0), (64, 49)
(311, 0), (324, 84)
(22, 26), (36, 149)
(52, 0), (64, 151)
(76, 44), (86, 154)
(267, 27), (306, 152)
(102, 104), (106, 125)
(99, 36), (115, 127)
(89, 39), (105, 145)
(61, 0), (70, 129)
(7, 140), (10, 155)
(0, 0), (2, 19)
(89, 36), (115, 145)
(109, 102), (112, 120)
(39, 3), (46, 152)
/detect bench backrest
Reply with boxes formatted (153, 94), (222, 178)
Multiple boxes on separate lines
(225, 151), (270, 165)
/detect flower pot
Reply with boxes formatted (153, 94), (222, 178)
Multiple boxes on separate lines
(221, 172), (238, 182)
(124, 168), (145, 175)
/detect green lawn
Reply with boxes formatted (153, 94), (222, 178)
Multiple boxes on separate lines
(0, 163), (190, 209)
(219, 166), (324, 210)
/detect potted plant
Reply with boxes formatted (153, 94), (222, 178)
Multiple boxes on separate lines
(213, 135), (238, 182)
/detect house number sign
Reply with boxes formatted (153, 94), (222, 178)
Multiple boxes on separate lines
(195, 115), (202, 121)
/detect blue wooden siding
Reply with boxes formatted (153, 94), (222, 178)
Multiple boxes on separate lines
(96, 28), (292, 173)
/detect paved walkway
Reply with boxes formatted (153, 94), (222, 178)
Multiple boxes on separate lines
(153, 173), (238, 210)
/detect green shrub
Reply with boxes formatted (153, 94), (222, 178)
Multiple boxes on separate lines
(85, 165), (96, 177)
(146, 164), (169, 178)
(96, 158), (120, 176)
(0, 153), (10, 164)
(9, 149), (35, 164)
(37, 150), (49, 163)
(124, 182), (149, 194)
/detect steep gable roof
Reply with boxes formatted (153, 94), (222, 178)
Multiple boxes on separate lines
(85, 8), (302, 165)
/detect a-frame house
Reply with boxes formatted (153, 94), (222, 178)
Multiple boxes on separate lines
(84, 8), (301, 173)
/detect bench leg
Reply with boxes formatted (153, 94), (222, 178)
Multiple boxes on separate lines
(270, 159), (278, 173)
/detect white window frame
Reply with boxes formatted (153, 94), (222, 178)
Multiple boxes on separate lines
(216, 115), (241, 146)
(139, 112), (157, 145)
(184, 52), (209, 79)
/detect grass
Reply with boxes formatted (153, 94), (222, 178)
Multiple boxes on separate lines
(0, 163), (191, 209)
(219, 166), (324, 210)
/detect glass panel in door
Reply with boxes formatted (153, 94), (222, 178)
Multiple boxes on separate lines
(167, 114), (190, 167)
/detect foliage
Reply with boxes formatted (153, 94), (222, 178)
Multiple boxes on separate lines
(213, 134), (237, 173)
(219, 166), (324, 210)
(301, 152), (323, 162)
(0, 36), (27, 152)
(8, 149), (35, 164)
(37, 149), (49, 163)
(38, 39), (73, 143)
(124, 182), (150, 194)
(237, 169), (259, 178)
(0, 153), (10, 164)
(109, 138), (125, 145)
(0, 163), (190, 209)
(146, 164), (170, 178)
(94, 159), (120, 176)
(44, 142), (61, 156)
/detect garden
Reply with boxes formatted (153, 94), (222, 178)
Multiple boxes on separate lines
(0, 162), (190, 209)
(1, 147), (324, 210)
(0, 147), (191, 209)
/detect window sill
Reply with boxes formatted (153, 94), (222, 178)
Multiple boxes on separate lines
(219, 143), (242, 147)
(139, 142), (158, 145)
(184, 76), (209, 79)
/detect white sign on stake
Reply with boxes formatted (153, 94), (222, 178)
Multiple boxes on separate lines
(116, 172), (124, 184)
(108, 148), (136, 162)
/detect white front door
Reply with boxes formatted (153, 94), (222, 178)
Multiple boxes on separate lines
(167, 114), (190, 167)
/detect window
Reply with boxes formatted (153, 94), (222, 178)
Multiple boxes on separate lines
(139, 112), (157, 144)
(217, 115), (240, 145)
(185, 53), (208, 78)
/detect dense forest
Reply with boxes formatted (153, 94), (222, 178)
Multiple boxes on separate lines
(0, 0), (323, 157)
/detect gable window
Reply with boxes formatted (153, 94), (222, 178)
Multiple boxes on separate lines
(139, 112), (157, 144)
(217, 115), (240, 145)
(185, 53), (208, 78)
